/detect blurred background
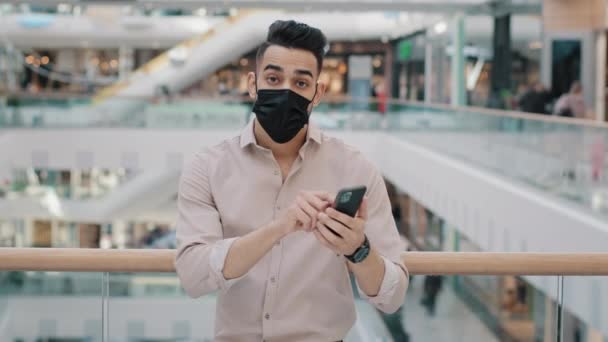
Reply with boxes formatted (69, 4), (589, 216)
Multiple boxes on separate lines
(1, 0), (608, 341)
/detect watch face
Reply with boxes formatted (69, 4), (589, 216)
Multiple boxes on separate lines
(354, 246), (370, 262)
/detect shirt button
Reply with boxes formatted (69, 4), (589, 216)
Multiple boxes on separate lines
(265, 313), (270, 320)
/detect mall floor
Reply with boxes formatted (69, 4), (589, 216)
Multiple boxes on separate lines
(401, 277), (499, 342)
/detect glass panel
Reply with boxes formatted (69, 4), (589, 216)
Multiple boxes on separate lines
(389, 106), (608, 219)
(105, 272), (393, 341)
(0, 270), (104, 341)
(561, 276), (608, 342)
(398, 274), (562, 342)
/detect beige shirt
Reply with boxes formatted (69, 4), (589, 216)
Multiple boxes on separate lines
(175, 119), (408, 342)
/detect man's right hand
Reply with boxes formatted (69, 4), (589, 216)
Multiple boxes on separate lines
(279, 191), (334, 235)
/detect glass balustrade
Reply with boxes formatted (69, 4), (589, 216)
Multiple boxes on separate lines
(1, 96), (607, 217)
(2, 269), (598, 342)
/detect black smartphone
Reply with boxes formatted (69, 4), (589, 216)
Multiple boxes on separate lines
(334, 186), (367, 217)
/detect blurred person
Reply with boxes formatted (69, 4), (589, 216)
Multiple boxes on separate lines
(374, 82), (388, 114)
(420, 275), (443, 316)
(518, 82), (549, 114)
(487, 85), (506, 109)
(175, 20), (408, 342)
(553, 81), (586, 118)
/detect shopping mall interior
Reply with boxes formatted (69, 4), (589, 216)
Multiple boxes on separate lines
(1, 0), (608, 341)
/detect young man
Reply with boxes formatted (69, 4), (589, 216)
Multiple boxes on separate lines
(175, 20), (408, 341)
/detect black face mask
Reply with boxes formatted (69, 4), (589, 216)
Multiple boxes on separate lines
(252, 88), (315, 144)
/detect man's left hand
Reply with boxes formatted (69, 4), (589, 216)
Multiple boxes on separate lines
(314, 198), (367, 256)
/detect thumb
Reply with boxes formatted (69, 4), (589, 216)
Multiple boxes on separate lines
(356, 197), (368, 220)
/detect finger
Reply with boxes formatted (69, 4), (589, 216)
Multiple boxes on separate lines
(357, 197), (368, 220)
(318, 213), (354, 240)
(316, 221), (345, 247)
(325, 207), (355, 229)
(294, 207), (312, 231)
(297, 197), (318, 228)
(303, 192), (330, 212)
(313, 191), (335, 206)
(313, 229), (335, 251)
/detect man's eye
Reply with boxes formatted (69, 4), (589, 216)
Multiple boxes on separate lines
(296, 81), (308, 88)
(267, 76), (279, 84)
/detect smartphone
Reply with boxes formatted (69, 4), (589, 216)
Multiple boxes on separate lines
(334, 186), (367, 217)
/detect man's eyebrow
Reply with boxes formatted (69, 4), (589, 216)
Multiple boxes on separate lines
(295, 69), (314, 78)
(263, 64), (284, 72)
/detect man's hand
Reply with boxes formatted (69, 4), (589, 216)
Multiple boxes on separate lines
(279, 191), (333, 235)
(313, 198), (367, 256)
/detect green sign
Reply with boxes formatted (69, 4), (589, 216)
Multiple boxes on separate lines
(398, 40), (413, 61)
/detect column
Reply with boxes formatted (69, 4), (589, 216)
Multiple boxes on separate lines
(118, 45), (134, 81)
(424, 32), (434, 104)
(490, 15), (511, 95)
(384, 44), (395, 99)
(595, 32), (606, 121)
(451, 14), (466, 106)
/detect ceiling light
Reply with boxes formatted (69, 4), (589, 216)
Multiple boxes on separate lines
(434, 21), (447, 35)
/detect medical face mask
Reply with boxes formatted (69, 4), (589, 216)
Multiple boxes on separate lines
(252, 87), (315, 144)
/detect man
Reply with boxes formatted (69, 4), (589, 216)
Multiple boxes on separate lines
(175, 20), (409, 341)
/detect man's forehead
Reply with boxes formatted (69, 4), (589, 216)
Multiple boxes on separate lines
(259, 45), (318, 75)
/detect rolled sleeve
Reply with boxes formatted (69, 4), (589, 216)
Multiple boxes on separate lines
(174, 151), (246, 298)
(358, 257), (409, 313)
(209, 237), (247, 290)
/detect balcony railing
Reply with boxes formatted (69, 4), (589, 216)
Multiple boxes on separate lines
(0, 248), (607, 341)
(1, 248), (608, 275)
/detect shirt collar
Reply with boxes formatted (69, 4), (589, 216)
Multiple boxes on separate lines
(239, 117), (323, 149)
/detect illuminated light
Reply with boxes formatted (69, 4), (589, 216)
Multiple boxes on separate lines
(372, 56), (382, 68)
(41, 56), (50, 65)
(57, 3), (71, 13)
(529, 41), (543, 50)
(195, 7), (207, 16)
(337, 62), (347, 75)
(434, 21), (447, 34)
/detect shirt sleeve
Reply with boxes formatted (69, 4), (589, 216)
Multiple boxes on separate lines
(356, 166), (409, 313)
(357, 257), (408, 313)
(174, 152), (246, 298)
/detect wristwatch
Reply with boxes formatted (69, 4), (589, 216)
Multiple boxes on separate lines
(345, 235), (370, 263)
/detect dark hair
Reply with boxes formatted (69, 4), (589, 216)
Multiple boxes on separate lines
(256, 20), (327, 73)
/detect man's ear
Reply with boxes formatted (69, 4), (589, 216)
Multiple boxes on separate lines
(247, 72), (257, 99)
(311, 81), (326, 108)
